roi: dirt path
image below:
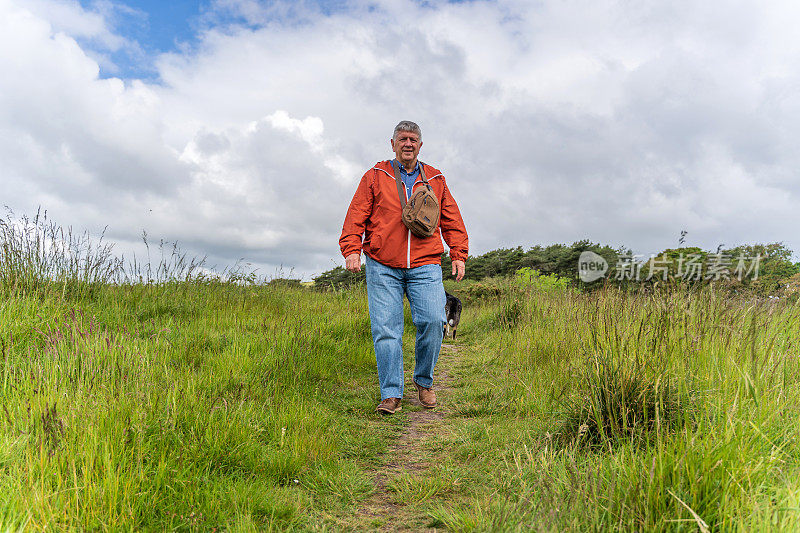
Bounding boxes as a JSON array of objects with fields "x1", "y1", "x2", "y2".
[{"x1": 356, "y1": 343, "x2": 462, "y2": 531}]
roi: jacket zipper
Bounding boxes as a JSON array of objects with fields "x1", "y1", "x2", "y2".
[
  {"x1": 407, "y1": 229, "x2": 411, "y2": 268},
  {"x1": 406, "y1": 181, "x2": 412, "y2": 268}
]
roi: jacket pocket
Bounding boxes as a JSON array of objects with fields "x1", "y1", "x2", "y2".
[{"x1": 369, "y1": 233, "x2": 382, "y2": 252}]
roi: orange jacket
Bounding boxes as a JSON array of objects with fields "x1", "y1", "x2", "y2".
[{"x1": 340, "y1": 160, "x2": 468, "y2": 269}]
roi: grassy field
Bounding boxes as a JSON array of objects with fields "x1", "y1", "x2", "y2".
[
  {"x1": 2, "y1": 219, "x2": 800, "y2": 530},
  {"x1": 427, "y1": 280, "x2": 800, "y2": 531}
]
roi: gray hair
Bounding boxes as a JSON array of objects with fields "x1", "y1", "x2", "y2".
[{"x1": 393, "y1": 120, "x2": 422, "y2": 141}]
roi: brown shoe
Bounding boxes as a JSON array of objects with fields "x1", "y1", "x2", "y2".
[
  {"x1": 413, "y1": 381, "x2": 436, "y2": 409},
  {"x1": 376, "y1": 397, "x2": 402, "y2": 415}
]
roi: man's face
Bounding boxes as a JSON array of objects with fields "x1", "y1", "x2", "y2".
[{"x1": 390, "y1": 130, "x2": 422, "y2": 166}]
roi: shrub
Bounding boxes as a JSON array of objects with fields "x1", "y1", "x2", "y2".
[
  {"x1": 267, "y1": 278, "x2": 303, "y2": 289},
  {"x1": 514, "y1": 267, "x2": 570, "y2": 292},
  {"x1": 559, "y1": 348, "x2": 691, "y2": 448},
  {"x1": 466, "y1": 282, "x2": 502, "y2": 300},
  {"x1": 313, "y1": 266, "x2": 365, "y2": 291}
]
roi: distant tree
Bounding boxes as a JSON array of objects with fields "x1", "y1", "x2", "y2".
[
  {"x1": 640, "y1": 247, "x2": 707, "y2": 282},
  {"x1": 636, "y1": 243, "x2": 798, "y2": 295},
  {"x1": 722, "y1": 243, "x2": 799, "y2": 294},
  {"x1": 267, "y1": 278, "x2": 302, "y2": 289},
  {"x1": 314, "y1": 241, "x2": 795, "y2": 296},
  {"x1": 442, "y1": 241, "x2": 622, "y2": 285},
  {"x1": 313, "y1": 265, "x2": 365, "y2": 290}
]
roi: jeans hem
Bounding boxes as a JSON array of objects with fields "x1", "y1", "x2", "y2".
[
  {"x1": 381, "y1": 389, "x2": 403, "y2": 400},
  {"x1": 413, "y1": 378, "x2": 433, "y2": 389}
]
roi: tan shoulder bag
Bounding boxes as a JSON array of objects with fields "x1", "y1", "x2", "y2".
[{"x1": 393, "y1": 163, "x2": 440, "y2": 238}]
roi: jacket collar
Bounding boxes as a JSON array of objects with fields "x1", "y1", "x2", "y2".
[{"x1": 374, "y1": 160, "x2": 442, "y2": 180}]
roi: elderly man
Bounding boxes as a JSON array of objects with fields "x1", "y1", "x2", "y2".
[{"x1": 339, "y1": 121, "x2": 469, "y2": 414}]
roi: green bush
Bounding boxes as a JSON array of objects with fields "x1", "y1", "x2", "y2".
[
  {"x1": 465, "y1": 279, "x2": 505, "y2": 300},
  {"x1": 559, "y1": 349, "x2": 692, "y2": 448},
  {"x1": 514, "y1": 267, "x2": 570, "y2": 292},
  {"x1": 313, "y1": 266, "x2": 365, "y2": 291}
]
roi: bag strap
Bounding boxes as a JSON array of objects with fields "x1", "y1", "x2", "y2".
[
  {"x1": 418, "y1": 164, "x2": 432, "y2": 190},
  {"x1": 393, "y1": 163, "x2": 407, "y2": 208},
  {"x1": 393, "y1": 161, "x2": 432, "y2": 207}
]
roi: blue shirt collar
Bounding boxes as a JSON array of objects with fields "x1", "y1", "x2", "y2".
[{"x1": 392, "y1": 159, "x2": 421, "y2": 175}]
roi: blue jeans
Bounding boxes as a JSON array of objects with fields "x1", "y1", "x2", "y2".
[{"x1": 365, "y1": 254, "x2": 446, "y2": 400}]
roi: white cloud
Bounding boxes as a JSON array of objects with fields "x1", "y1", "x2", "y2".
[
  {"x1": 14, "y1": 0, "x2": 146, "y2": 74},
  {"x1": 20, "y1": 0, "x2": 126, "y2": 49},
  {"x1": 1, "y1": 0, "x2": 800, "y2": 279}
]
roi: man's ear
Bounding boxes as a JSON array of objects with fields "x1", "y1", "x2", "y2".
[{"x1": 390, "y1": 138, "x2": 396, "y2": 151}]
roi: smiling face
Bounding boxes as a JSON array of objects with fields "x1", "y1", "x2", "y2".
[{"x1": 390, "y1": 130, "x2": 423, "y2": 168}]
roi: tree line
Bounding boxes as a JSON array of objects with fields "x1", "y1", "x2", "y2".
[{"x1": 312, "y1": 241, "x2": 800, "y2": 295}]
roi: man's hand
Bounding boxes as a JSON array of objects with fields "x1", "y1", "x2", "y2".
[
  {"x1": 345, "y1": 253, "x2": 362, "y2": 272},
  {"x1": 452, "y1": 260, "x2": 465, "y2": 281}
]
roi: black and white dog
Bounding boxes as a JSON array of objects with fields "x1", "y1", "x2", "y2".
[{"x1": 444, "y1": 291, "x2": 462, "y2": 340}]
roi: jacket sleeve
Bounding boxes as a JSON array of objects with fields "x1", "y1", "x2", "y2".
[
  {"x1": 339, "y1": 169, "x2": 374, "y2": 258},
  {"x1": 439, "y1": 178, "x2": 469, "y2": 262}
]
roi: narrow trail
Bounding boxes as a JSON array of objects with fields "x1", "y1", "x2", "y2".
[{"x1": 356, "y1": 343, "x2": 462, "y2": 531}]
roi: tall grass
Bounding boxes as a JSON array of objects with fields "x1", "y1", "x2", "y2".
[
  {"x1": 0, "y1": 280, "x2": 389, "y2": 529},
  {"x1": 434, "y1": 281, "x2": 800, "y2": 531},
  {"x1": 0, "y1": 210, "x2": 243, "y2": 301},
  {"x1": 6, "y1": 211, "x2": 800, "y2": 529},
  {"x1": 0, "y1": 209, "x2": 122, "y2": 298},
  {"x1": 0, "y1": 212, "x2": 395, "y2": 529}
]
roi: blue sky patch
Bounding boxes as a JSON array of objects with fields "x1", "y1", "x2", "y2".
[{"x1": 77, "y1": 0, "x2": 475, "y2": 80}]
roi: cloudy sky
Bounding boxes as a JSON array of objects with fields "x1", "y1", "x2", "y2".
[{"x1": 2, "y1": 0, "x2": 799, "y2": 279}]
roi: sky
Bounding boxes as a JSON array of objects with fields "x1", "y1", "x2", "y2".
[{"x1": 2, "y1": 0, "x2": 799, "y2": 280}]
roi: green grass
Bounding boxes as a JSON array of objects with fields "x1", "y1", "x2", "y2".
[
  {"x1": 426, "y1": 281, "x2": 800, "y2": 531},
  {"x1": 3, "y1": 213, "x2": 800, "y2": 530},
  {"x1": 3, "y1": 279, "x2": 800, "y2": 530},
  {"x1": 0, "y1": 281, "x2": 396, "y2": 530}
]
